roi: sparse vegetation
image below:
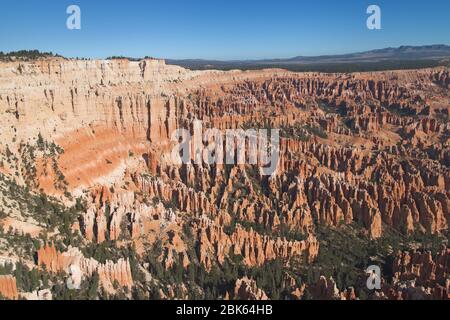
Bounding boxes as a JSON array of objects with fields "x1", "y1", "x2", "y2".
[{"x1": 0, "y1": 50, "x2": 63, "y2": 62}]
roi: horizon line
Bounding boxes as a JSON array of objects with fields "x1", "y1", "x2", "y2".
[{"x1": 2, "y1": 43, "x2": 450, "y2": 62}]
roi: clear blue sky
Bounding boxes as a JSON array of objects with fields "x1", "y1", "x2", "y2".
[{"x1": 1, "y1": 0, "x2": 449, "y2": 60}]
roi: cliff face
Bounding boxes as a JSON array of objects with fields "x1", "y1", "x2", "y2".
[
  {"x1": 0, "y1": 58, "x2": 181, "y2": 139},
  {"x1": 0, "y1": 58, "x2": 202, "y2": 193}
]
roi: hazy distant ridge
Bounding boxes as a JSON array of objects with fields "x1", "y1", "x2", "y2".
[{"x1": 166, "y1": 45, "x2": 450, "y2": 70}]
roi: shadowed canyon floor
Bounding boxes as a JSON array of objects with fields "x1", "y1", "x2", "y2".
[{"x1": 0, "y1": 58, "x2": 448, "y2": 300}]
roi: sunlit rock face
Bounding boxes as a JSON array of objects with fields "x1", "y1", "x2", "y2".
[{"x1": 0, "y1": 275, "x2": 18, "y2": 300}]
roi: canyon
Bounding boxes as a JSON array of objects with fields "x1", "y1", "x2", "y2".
[{"x1": 0, "y1": 57, "x2": 448, "y2": 300}]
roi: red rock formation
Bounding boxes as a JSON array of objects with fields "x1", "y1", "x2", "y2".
[
  {"x1": 1, "y1": 57, "x2": 449, "y2": 300},
  {"x1": 0, "y1": 275, "x2": 18, "y2": 300},
  {"x1": 196, "y1": 218, "x2": 318, "y2": 270},
  {"x1": 37, "y1": 244, "x2": 77, "y2": 272},
  {"x1": 393, "y1": 248, "x2": 449, "y2": 286},
  {"x1": 376, "y1": 248, "x2": 449, "y2": 300},
  {"x1": 232, "y1": 277, "x2": 269, "y2": 300},
  {"x1": 96, "y1": 258, "x2": 133, "y2": 291},
  {"x1": 310, "y1": 276, "x2": 356, "y2": 300},
  {"x1": 37, "y1": 245, "x2": 133, "y2": 292}
]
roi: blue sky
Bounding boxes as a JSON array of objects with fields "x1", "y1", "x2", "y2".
[{"x1": 1, "y1": 0, "x2": 449, "y2": 60}]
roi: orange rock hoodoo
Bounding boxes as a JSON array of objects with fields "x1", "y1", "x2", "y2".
[{"x1": 0, "y1": 275, "x2": 19, "y2": 300}]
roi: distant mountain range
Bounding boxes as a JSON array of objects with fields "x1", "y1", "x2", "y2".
[
  {"x1": 166, "y1": 45, "x2": 450, "y2": 72},
  {"x1": 3, "y1": 45, "x2": 450, "y2": 73}
]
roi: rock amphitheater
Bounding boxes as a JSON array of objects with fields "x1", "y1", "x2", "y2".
[{"x1": 0, "y1": 57, "x2": 448, "y2": 300}]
